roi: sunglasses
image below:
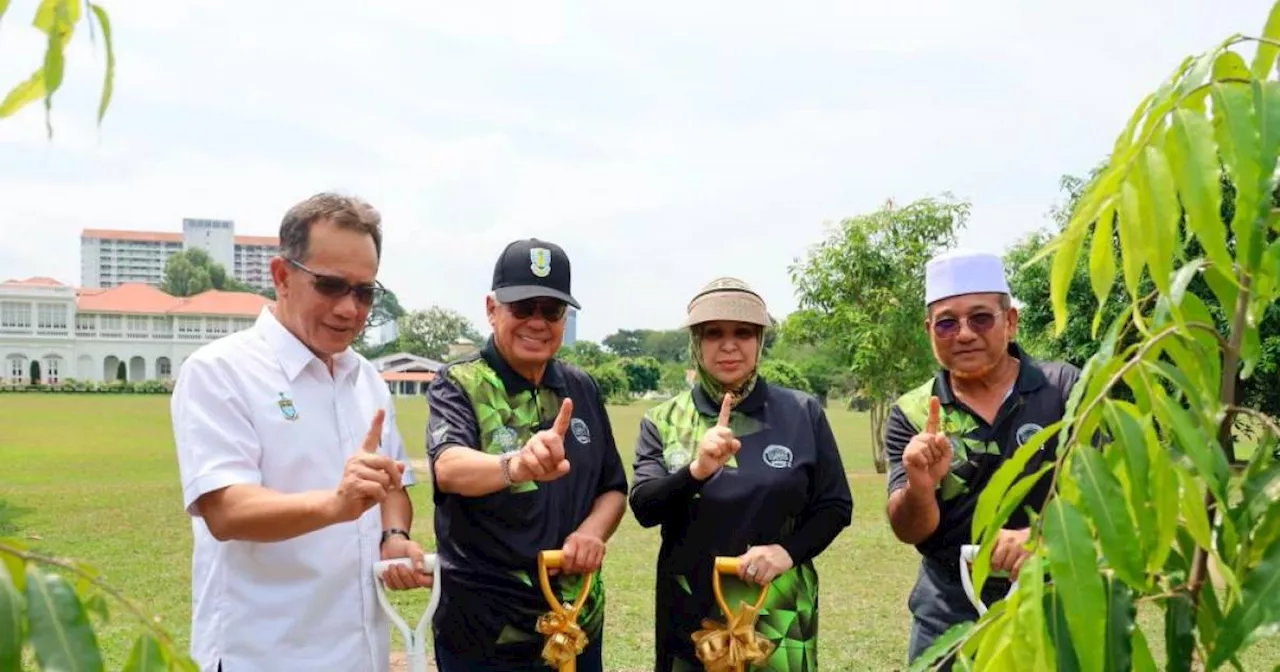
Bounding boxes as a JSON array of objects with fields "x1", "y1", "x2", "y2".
[
  {"x1": 286, "y1": 258, "x2": 384, "y2": 306},
  {"x1": 507, "y1": 298, "x2": 567, "y2": 322},
  {"x1": 931, "y1": 310, "x2": 1003, "y2": 339}
]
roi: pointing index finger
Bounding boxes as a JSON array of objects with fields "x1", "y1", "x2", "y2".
[
  {"x1": 925, "y1": 396, "x2": 941, "y2": 435},
  {"x1": 717, "y1": 393, "x2": 733, "y2": 428},
  {"x1": 551, "y1": 397, "x2": 574, "y2": 437},
  {"x1": 363, "y1": 409, "x2": 386, "y2": 453}
]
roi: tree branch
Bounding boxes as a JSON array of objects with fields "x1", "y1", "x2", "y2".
[{"x1": 0, "y1": 541, "x2": 185, "y2": 653}]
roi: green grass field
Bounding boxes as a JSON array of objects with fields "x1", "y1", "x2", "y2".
[{"x1": 1, "y1": 395, "x2": 1276, "y2": 671}]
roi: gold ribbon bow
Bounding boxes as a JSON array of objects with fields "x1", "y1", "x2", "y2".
[
  {"x1": 692, "y1": 601, "x2": 776, "y2": 672},
  {"x1": 536, "y1": 606, "x2": 589, "y2": 668}
]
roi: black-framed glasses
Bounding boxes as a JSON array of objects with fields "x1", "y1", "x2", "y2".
[
  {"x1": 286, "y1": 258, "x2": 385, "y2": 306},
  {"x1": 931, "y1": 310, "x2": 1003, "y2": 339},
  {"x1": 506, "y1": 298, "x2": 567, "y2": 322}
]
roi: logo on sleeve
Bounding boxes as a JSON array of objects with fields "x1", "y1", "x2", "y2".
[
  {"x1": 570, "y1": 418, "x2": 591, "y2": 444},
  {"x1": 430, "y1": 423, "x2": 450, "y2": 446},
  {"x1": 664, "y1": 446, "x2": 692, "y2": 473},
  {"x1": 762, "y1": 444, "x2": 793, "y2": 469},
  {"x1": 277, "y1": 393, "x2": 299, "y2": 421},
  {"x1": 491, "y1": 426, "x2": 520, "y2": 453},
  {"x1": 1016, "y1": 423, "x2": 1045, "y2": 446}
]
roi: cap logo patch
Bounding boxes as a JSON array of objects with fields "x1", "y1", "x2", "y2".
[{"x1": 530, "y1": 247, "x2": 552, "y2": 278}]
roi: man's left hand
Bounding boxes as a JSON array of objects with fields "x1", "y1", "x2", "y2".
[
  {"x1": 991, "y1": 528, "x2": 1031, "y2": 580},
  {"x1": 379, "y1": 536, "x2": 433, "y2": 590},
  {"x1": 737, "y1": 545, "x2": 793, "y2": 586},
  {"x1": 560, "y1": 531, "x2": 606, "y2": 574}
]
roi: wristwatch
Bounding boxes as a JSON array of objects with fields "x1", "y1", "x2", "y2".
[{"x1": 380, "y1": 528, "x2": 410, "y2": 547}]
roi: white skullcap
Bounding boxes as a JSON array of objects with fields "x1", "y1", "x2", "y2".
[{"x1": 925, "y1": 249, "x2": 1011, "y2": 305}]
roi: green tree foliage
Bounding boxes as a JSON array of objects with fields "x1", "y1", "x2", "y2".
[
  {"x1": 162, "y1": 249, "x2": 256, "y2": 297},
  {"x1": 601, "y1": 328, "x2": 690, "y2": 363},
  {"x1": 558, "y1": 341, "x2": 614, "y2": 369},
  {"x1": 788, "y1": 195, "x2": 970, "y2": 472},
  {"x1": 586, "y1": 361, "x2": 630, "y2": 402},
  {"x1": 1008, "y1": 172, "x2": 1280, "y2": 432},
  {"x1": 918, "y1": 8, "x2": 1280, "y2": 668},
  {"x1": 757, "y1": 359, "x2": 812, "y2": 394},
  {"x1": 619, "y1": 356, "x2": 662, "y2": 394},
  {"x1": 393, "y1": 306, "x2": 482, "y2": 361}
]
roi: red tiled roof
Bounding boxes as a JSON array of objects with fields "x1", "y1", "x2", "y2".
[
  {"x1": 170, "y1": 290, "x2": 271, "y2": 317},
  {"x1": 235, "y1": 236, "x2": 279, "y2": 246},
  {"x1": 2, "y1": 276, "x2": 67, "y2": 286},
  {"x1": 75, "y1": 283, "x2": 272, "y2": 317},
  {"x1": 382, "y1": 371, "x2": 436, "y2": 382}
]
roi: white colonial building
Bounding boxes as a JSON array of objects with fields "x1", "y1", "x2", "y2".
[
  {"x1": 0, "y1": 276, "x2": 269, "y2": 385},
  {"x1": 370, "y1": 351, "x2": 443, "y2": 396}
]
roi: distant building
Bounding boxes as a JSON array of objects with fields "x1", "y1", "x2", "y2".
[
  {"x1": 370, "y1": 351, "x2": 443, "y2": 396},
  {"x1": 80, "y1": 219, "x2": 279, "y2": 291},
  {"x1": 563, "y1": 307, "x2": 578, "y2": 346},
  {"x1": 0, "y1": 276, "x2": 269, "y2": 384},
  {"x1": 446, "y1": 337, "x2": 478, "y2": 361}
]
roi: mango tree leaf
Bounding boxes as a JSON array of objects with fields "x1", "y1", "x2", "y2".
[
  {"x1": 908, "y1": 621, "x2": 974, "y2": 672},
  {"x1": 972, "y1": 463, "x2": 1053, "y2": 597},
  {"x1": 0, "y1": 0, "x2": 10, "y2": 29},
  {"x1": 1153, "y1": 388, "x2": 1229, "y2": 501},
  {"x1": 25, "y1": 566, "x2": 103, "y2": 672},
  {"x1": 0, "y1": 559, "x2": 24, "y2": 672},
  {"x1": 34, "y1": 0, "x2": 81, "y2": 33},
  {"x1": 1213, "y1": 50, "x2": 1251, "y2": 82},
  {"x1": 0, "y1": 69, "x2": 48, "y2": 118},
  {"x1": 1253, "y1": 1, "x2": 1280, "y2": 80},
  {"x1": 1243, "y1": 80, "x2": 1280, "y2": 274},
  {"x1": 1072, "y1": 446, "x2": 1147, "y2": 588},
  {"x1": 89, "y1": 4, "x2": 113, "y2": 124},
  {"x1": 1053, "y1": 226, "x2": 1089, "y2": 336},
  {"x1": 1117, "y1": 175, "x2": 1148, "y2": 300},
  {"x1": 1044, "y1": 499, "x2": 1106, "y2": 672},
  {"x1": 1181, "y1": 470, "x2": 1214, "y2": 552},
  {"x1": 1105, "y1": 576, "x2": 1136, "y2": 672},
  {"x1": 122, "y1": 633, "x2": 166, "y2": 672},
  {"x1": 1044, "y1": 588, "x2": 1082, "y2": 672},
  {"x1": 1148, "y1": 421, "x2": 1180, "y2": 573},
  {"x1": 1208, "y1": 541, "x2": 1280, "y2": 668},
  {"x1": 1132, "y1": 623, "x2": 1157, "y2": 672},
  {"x1": 1241, "y1": 460, "x2": 1280, "y2": 529},
  {"x1": 0, "y1": 546, "x2": 24, "y2": 593},
  {"x1": 1140, "y1": 146, "x2": 1181, "y2": 296},
  {"x1": 1105, "y1": 402, "x2": 1155, "y2": 564},
  {"x1": 1212, "y1": 82, "x2": 1261, "y2": 275},
  {"x1": 1090, "y1": 206, "x2": 1118, "y2": 338},
  {"x1": 1011, "y1": 554, "x2": 1050, "y2": 671},
  {"x1": 1165, "y1": 593, "x2": 1195, "y2": 672},
  {"x1": 1249, "y1": 498, "x2": 1280, "y2": 565}
]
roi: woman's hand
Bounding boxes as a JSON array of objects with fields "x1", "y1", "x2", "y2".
[
  {"x1": 689, "y1": 394, "x2": 741, "y2": 481},
  {"x1": 736, "y1": 544, "x2": 793, "y2": 586}
]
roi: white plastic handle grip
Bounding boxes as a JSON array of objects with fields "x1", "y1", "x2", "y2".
[
  {"x1": 373, "y1": 553, "x2": 440, "y2": 672},
  {"x1": 959, "y1": 544, "x2": 1016, "y2": 616}
]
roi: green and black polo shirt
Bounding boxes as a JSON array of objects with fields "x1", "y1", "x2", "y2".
[
  {"x1": 884, "y1": 342, "x2": 1082, "y2": 565},
  {"x1": 629, "y1": 378, "x2": 853, "y2": 672},
  {"x1": 425, "y1": 338, "x2": 628, "y2": 668}
]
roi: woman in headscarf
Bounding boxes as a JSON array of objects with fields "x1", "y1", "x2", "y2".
[{"x1": 628, "y1": 277, "x2": 854, "y2": 671}]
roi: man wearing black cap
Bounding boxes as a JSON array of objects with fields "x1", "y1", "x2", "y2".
[{"x1": 425, "y1": 238, "x2": 628, "y2": 672}]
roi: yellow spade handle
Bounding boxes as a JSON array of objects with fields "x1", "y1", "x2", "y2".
[
  {"x1": 713, "y1": 556, "x2": 770, "y2": 620},
  {"x1": 537, "y1": 550, "x2": 595, "y2": 616}
]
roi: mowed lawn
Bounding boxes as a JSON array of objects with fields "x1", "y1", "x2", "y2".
[{"x1": 2, "y1": 395, "x2": 1277, "y2": 671}]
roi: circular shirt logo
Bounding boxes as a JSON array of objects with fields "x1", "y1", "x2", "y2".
[
  {"x1": 665, "y1": 447, "x2": 692, "y2": 473},
  {"x1": 1016, "y1": 423, "x2": 1045, "y2": 446},
  {"x1": 570, "y1": 418, "x2": 591, "y2": 444},
  {"x1": 762, "y1": 444, "x2": 794, "y2": 469},
  {"x1": 491, "y1": 426, "x2": 520, "y2": 453}
]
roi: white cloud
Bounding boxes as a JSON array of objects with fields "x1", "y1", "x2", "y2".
[{"x1": 0, "y1": 0, "x2": 1274, "y2": 341}]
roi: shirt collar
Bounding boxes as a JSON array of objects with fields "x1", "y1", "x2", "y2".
[
  {"x1": 479, "y1": 336, "x2": 566, "y2": 394},
  {"x1": 934, "y1": 341, "x2": 1045, "y2": 405},
  {"x1": 691, "y1": 373, "x2": 769, "y2": 417},
  {"x1": 255, "y1": 307, "x2": 360, "y2": 383}
]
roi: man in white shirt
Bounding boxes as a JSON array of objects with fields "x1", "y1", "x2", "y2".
[{"x1": 171, "y1": 193, "x2": 432, "y2": 672}]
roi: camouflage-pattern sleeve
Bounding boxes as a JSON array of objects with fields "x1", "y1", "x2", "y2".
[
  {"x1": 425, "y1": 371, "x2": 481, "y2": 462},
  {"x1": 628, "y1": 416, "x2": 705, "y2": 529},
  {"x1": 884, "y1": 404, "x2": 919, "y2": 496}
]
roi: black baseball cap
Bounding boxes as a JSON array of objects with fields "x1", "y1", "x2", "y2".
[{"x1": 491, "y1": 238, "x2": 581, "y2": 309}]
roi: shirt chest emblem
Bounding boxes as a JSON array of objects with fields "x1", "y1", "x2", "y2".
[
  {"x1": 762, "y1": 444, "x2": 793, "y2": 469},
  {"x1": 1016, "y1": 422, "x2": 1045, "y2": 446},
  {"x1": 570, "y1": 418, "x2": 591, "y2": 444},
  {"x1": 277, "y1": 393, "x2": 299, "y2": 421}
]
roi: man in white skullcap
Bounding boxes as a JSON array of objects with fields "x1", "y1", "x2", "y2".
[{"x1": 882, "y1": 249, "x2": 1082, "y2": 667}]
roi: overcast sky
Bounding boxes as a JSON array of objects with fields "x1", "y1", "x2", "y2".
[{"x1": 0, "y1": 0, "x2": 1272, "y2": 341}]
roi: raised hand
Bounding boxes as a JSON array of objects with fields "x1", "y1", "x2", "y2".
[
  {"x1": 510, "y1": 398, "x2": 574, "y2": 484},
  {"x1": 903, "y1": 396, "x2": 953, "y2": 491},
  {"x1": 332, "y1": 409, "x2": 406, "y2": 522},
  {"x1": 689, "y1": 393, "x2": 742, "y2": 481}
]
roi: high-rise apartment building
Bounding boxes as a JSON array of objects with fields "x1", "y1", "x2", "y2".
[
  {"x1": 564, "y1": 307, "x2": 578, "y2": 346},
  {"x1": 80, "y1": 218, "x2": 279, "y2": 290}
]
